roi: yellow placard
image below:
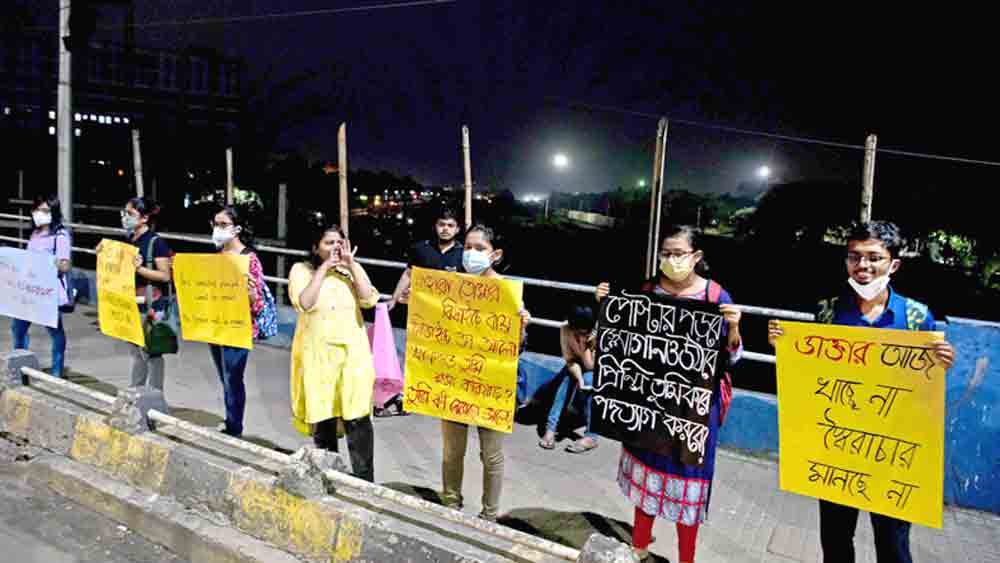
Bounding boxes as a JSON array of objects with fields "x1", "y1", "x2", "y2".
[
  {"x1": 96, "y1": 239, "x2": 145, "y2": 347},
  {"x1": 173, "y1": 254, "x2": 253, "y2": 349},
  {"x1": 403, "y1": 267, "x2": 524, "y2": 432},
  {"x1": 776, "y1": 321, "x2": 945, "y2": 528}
]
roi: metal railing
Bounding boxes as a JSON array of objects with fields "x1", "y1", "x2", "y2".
[{"x1": 0, "y1": 212, "x2": 821, "y2": 363}]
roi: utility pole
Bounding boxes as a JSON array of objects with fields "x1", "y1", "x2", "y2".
[
  {"x1": 57, "y1": 0, "x2": 74, "y2": 222},
  {"x1": 645, "y1": 118, "x2": 669, "y2": 279}
]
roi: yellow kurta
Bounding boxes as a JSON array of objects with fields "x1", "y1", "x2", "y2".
[{"x1": 288, "y1": 261, "x2": 379, "y2": 435}]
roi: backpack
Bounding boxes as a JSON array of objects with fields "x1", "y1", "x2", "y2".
[{"x1": 242, "y1": 248, "x2": 278, "y2": 340}]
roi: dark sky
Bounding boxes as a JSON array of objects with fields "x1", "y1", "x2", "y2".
[{"x1": 85, "y1": 1, "x2": 996, "y2": 195}]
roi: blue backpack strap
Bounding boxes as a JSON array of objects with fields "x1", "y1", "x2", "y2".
[
  {"x1": 816, "y1": 297, "x2": 839, "y2": 324},
  {"x1": 904, "y1": 298, "x2": 929, "y2": 331}
]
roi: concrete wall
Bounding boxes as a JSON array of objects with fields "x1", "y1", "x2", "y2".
[
  {"x1": 0, "y1": 381, "x2": 587, "y2": 562},
  {"x1": 941, "y1": 317, "x2": 1000, "y2": 513}
]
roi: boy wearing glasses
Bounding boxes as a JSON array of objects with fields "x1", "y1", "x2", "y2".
[{"x1": 768, "y1": 221, "x2": 955, "y2": 563}]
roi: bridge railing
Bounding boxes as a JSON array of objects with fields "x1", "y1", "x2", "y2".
[{"x1": 0, "y1": 211, "x2": 826, "y2": 364}]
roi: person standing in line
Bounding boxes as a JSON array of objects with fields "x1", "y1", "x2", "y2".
[
  {"x1": 768, "y1": 221, "x2": 955, "y2": 563},
  {"x1": 387, "y1": 206, "x2": 464, "y2": 312},
  {"x1": 439, "y1": 224, "x2": 530, "y2": 522},
  {"x1": 380, "y1": 206, "x2": 464, "y2": 416},
  {"x1": 120, "y1": 197, "x2": 172, "y2": 391},
  {"x1": 207, "y1": 206, "x2": 265, "y2": 437},
  {"x1": 11, "y1": 195, "x2": 73, "y2": 377},
  {"x1": 288, "y1": 225, "x2": 379, "y2": 482},
  {"x1": 596, "y1": 225, "x2": 743, "y2": 563}
]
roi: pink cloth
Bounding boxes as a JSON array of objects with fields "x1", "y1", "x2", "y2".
[{"x1": 368, "y1": 303, "x2": 404, "y2": 408}]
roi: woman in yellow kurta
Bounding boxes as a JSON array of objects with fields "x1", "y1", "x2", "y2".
[{"x1": 289, "y1": 225, "x2": 379, "y2": 482}]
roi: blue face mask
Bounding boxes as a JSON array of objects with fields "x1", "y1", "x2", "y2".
[
  {"x1": 122, "y1": 214, "x2": 139, "y2": 233},
  {"x1": 462, "y1": 249, "x2": 493, "y2": 274}
]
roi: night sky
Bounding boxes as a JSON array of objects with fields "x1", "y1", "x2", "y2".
[{"x1": 80, "y1": 2, "x2": 996, "y2": 195}]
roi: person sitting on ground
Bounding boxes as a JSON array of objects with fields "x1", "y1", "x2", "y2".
[{"x1": 539, "y1": 304, "x2": 598, "y2": 453}]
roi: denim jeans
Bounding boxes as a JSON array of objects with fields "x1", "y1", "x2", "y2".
[
  {"x1": 546, "y1": 366, "x2": 595, "y2": 438},
  {"x1": 819, "y1": 500, "x2": 912, "y2": 563},
  {"x1": 210, "y1": 345, "x2": 250, "y2": 437},
  {"x1": 11, "y1": 316, "x2": 66, "y2": 377}
]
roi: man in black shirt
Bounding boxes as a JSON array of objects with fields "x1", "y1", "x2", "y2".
[
  {"x1": 387, "y1": 207, "x2": 463, "y2": 311},
  {"x1": 376, "y1": 207, "x2": 462, "y2": 417}
]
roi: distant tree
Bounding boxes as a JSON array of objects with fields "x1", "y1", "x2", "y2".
[{"x1": 744, "y1": 181, "x2": 858, "y2": 248}]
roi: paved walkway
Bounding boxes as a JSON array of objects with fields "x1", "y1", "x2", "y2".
[{"x1": 4, "y1": 306, "x2": 998, "y2": 563}]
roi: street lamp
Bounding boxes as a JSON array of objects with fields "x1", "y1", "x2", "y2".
[
  {"x1": 548, "y1": 153, "x2": 571, "y2": 219},
  {"x1": 757, "y1": 165, "x2": 771, "y2": 179},
  {"x1": 553, "y1": 153, "x2": 570, "y2": 170},
  {"x1": 638, "y1": 179, "x2": 647, "y2": 188}
]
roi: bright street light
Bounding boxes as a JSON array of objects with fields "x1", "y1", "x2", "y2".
[
  {"x1": 553, "y1": 153, "x2": 570, "y2": 170},
  {"x1": 638, "y1": 179, "x2": 647, "y2": 188},
  {"x1": 757, "y1": 165, "x2": 771, "y2": 179}
]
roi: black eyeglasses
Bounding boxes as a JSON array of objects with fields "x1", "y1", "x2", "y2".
[{"x1": 846, "y1": 252, "x2": 890, "y2": 266}]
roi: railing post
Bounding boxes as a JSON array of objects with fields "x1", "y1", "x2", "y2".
[
  {"x1": 276, "y1": 182, "x2": 288, "y2": 305},
  {"x1": 131, "y1": 129, "x2": 144, "y2": 197},
  {"x1": 861, "y1": 133, "x2": 877, "y2": 223},
  {"x1": 17, "y1": 170, "x2": 24, "y2": 248},
  {"x1": 225, "y1": 147, "x2": 234, "y2": 205},
  {"x1": 462, "y1": 125, "x2": 472, "y2": 227}
]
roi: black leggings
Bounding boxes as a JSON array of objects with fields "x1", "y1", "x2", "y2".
[{"x1": 313, "y1": 416, "x2": 375, "y2": 483}]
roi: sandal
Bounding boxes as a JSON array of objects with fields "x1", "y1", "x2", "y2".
[
  {"x1": 538, "y1": 433, "x2": 556, "y2": 450},
  {"x1": 565, "y1": 438, "x2": 598, "y2": 454},
  {"x1": 374, "y1": 395, "x2": 409, "y2": 418}
]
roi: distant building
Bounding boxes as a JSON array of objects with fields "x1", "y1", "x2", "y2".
[{"x1": 1, "y1": 31, "x2": 246, "y2": 208}]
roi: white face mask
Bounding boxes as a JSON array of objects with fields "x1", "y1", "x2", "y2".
[
  {"x1": 32, "y1": 211, "x2": 52, "y2": 227},
  {"x1": 848, "y1": 273, "x2": 891, "y2": 301},
  {"x1": 462, "y1": 250, "x2": 493, "y2": 275},
  {"x1": 212, "y1": 227, "x2": 237, "y2": 248}
]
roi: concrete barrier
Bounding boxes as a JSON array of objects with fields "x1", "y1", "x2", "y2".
[{"x1": 1, "y1": 351, "x2": 637, "y2": 562}]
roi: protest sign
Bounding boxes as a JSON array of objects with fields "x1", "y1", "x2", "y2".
[
  {"x1": 592, "y1": 290, "x2": 726, "y2": 465},
  {"x1": 403, "y1": 267, "x2": 523, "y2": 432},
  {"x1": 96, "y1": 239, "x2": 145, "y2": 346},
  {"x1": 173, "y1": 253, "x2": 252, "y2": 349},
  {"x1": 0, "y1": 247, "x2": 60, "y2": 328},
  {"x1": 776, "y1": 321, "x2": 945, "y2": 528}
]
